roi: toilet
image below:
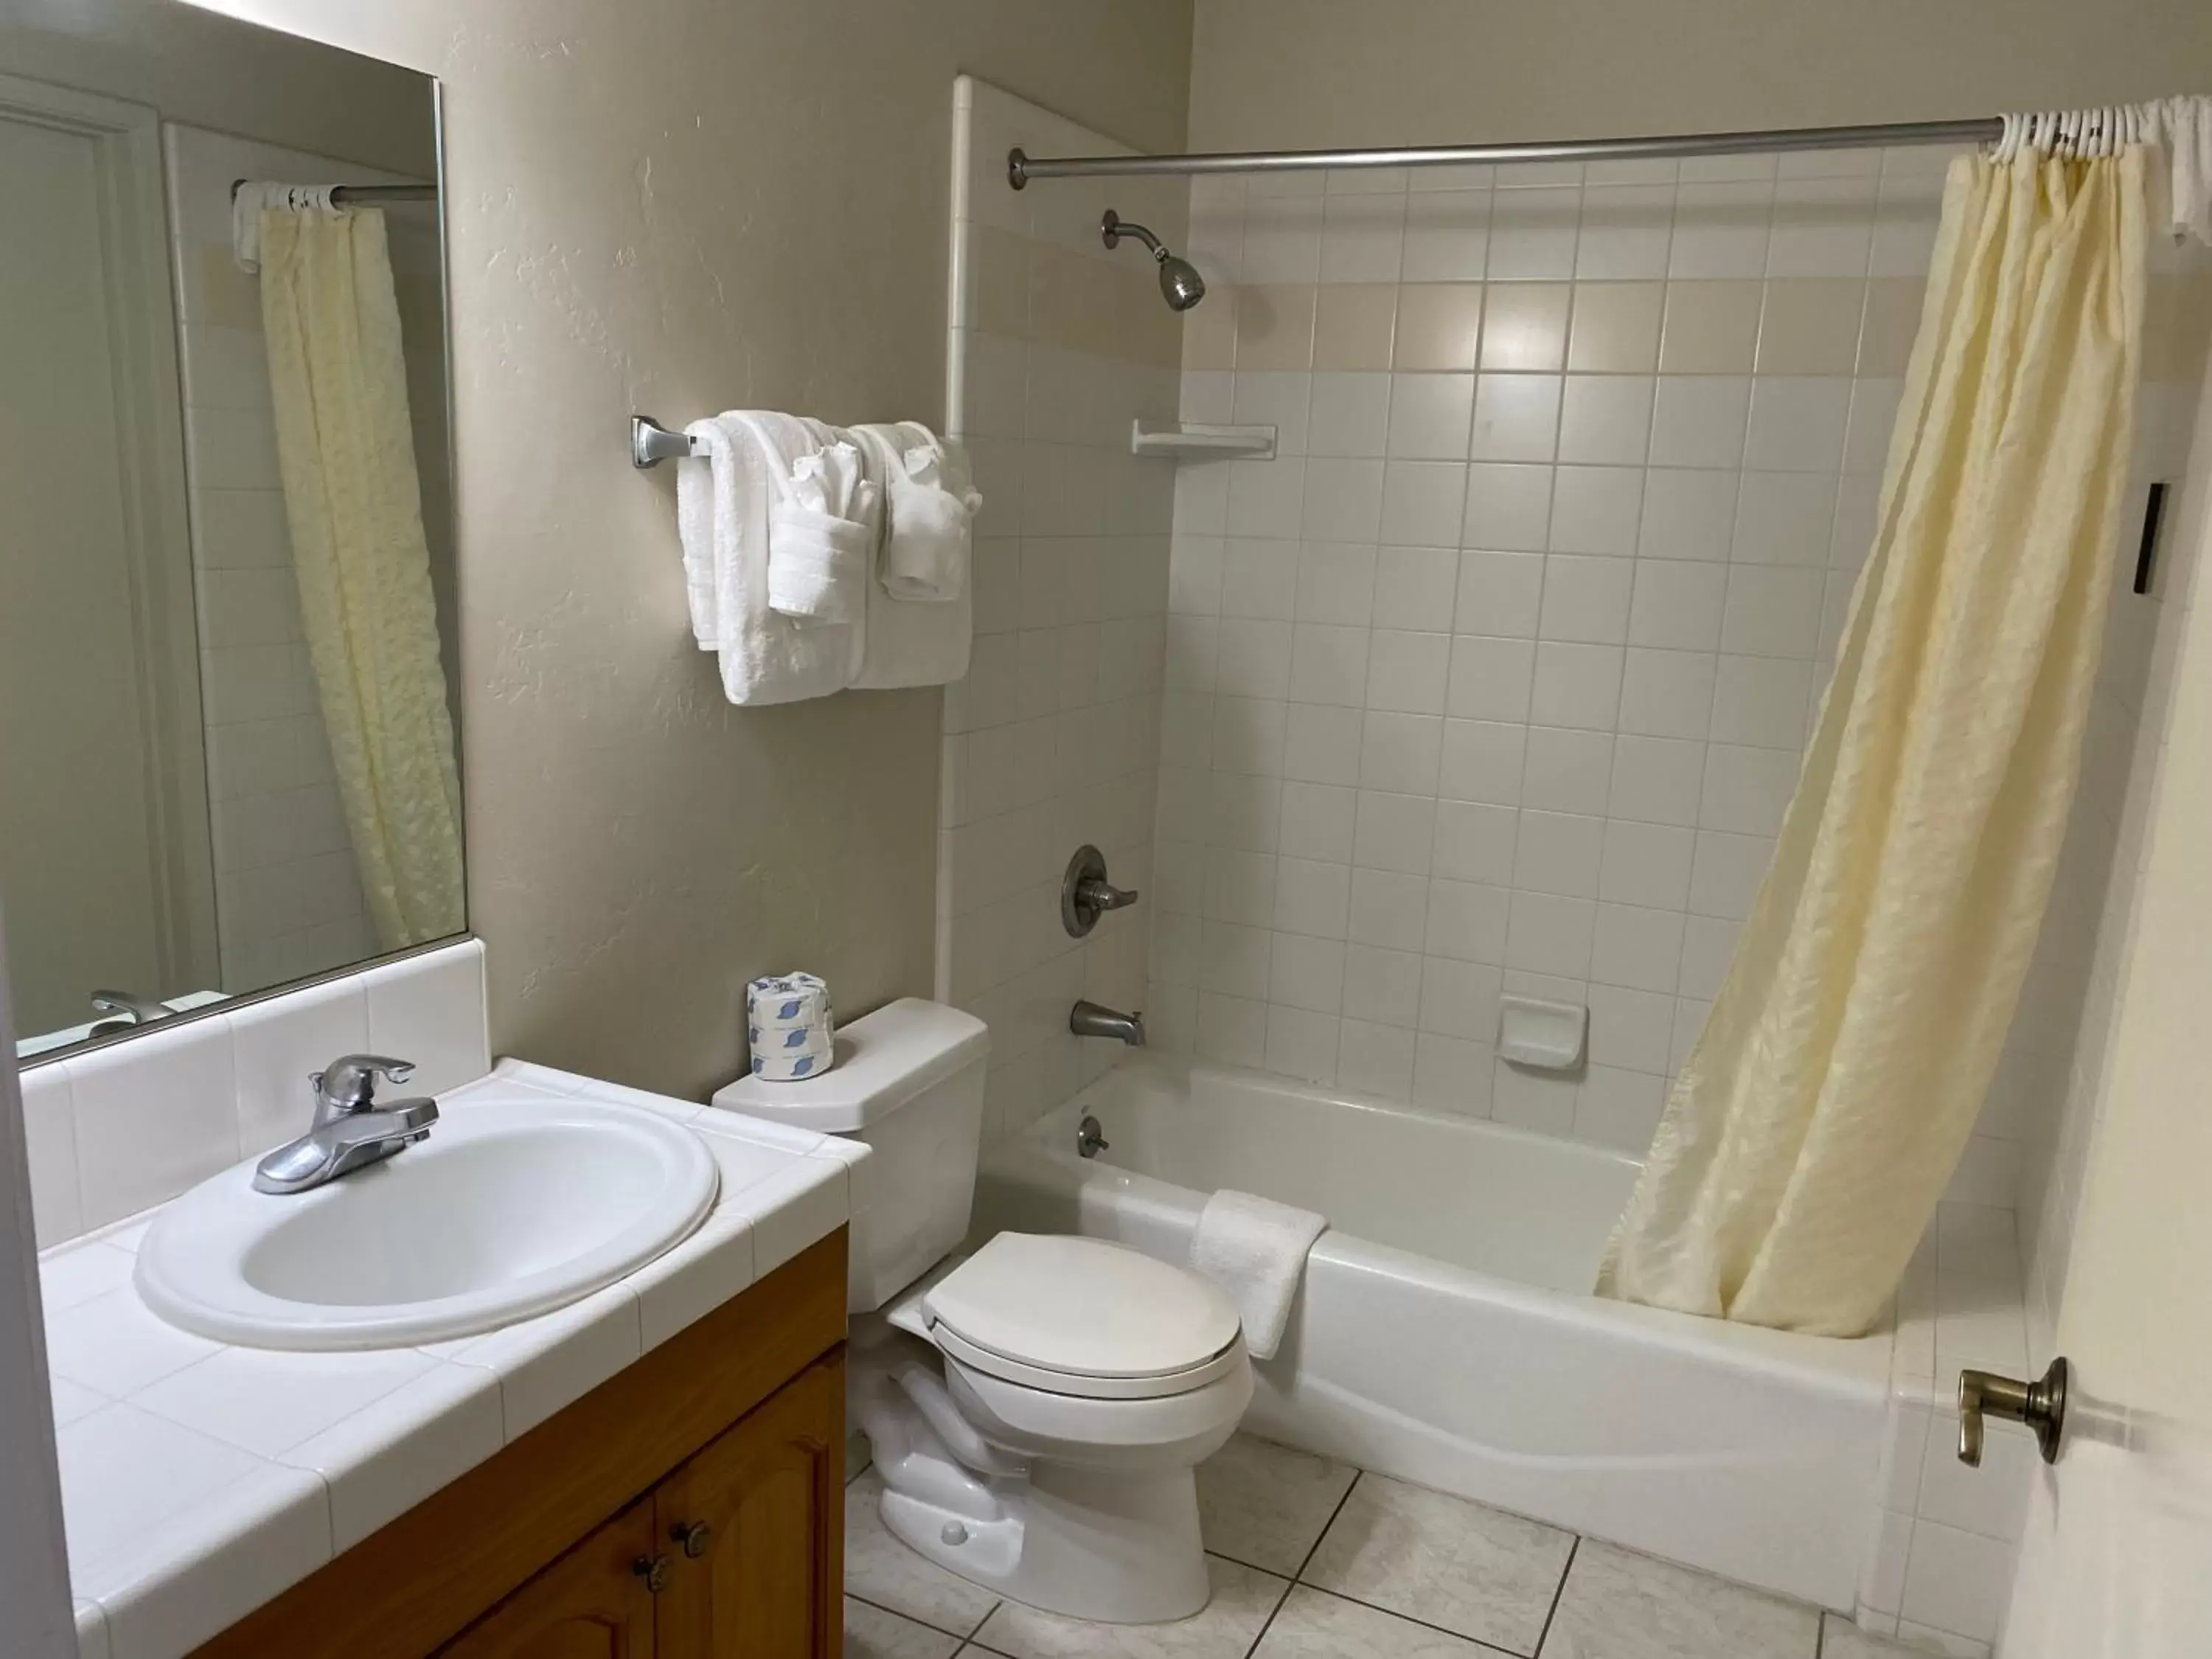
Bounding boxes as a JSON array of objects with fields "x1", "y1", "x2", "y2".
[{"x1": 714, "y1": 998, "x2": 1252, "y2": 1624}]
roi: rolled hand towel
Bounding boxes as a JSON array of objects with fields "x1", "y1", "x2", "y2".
[
  {"x1": 768, "y1": 445, "x2": 877, "y2": 625},
  {"x1": 1188, "y1": 1189, "x2": 1326, "y2": 1362}
]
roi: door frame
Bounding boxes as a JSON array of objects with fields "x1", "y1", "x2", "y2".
[
  {"x1": 0, "y1": 919, "x2": 73, "y2": 1658},
  {"x1": 0, "y1": 71, "x2": 218, "y2": 1009}
]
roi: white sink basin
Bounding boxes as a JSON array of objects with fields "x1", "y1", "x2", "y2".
[{"x1": 136, "y1": 1093, "x2": 720, "y2": 1350}]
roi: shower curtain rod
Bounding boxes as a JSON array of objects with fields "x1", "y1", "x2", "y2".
[
  {"x1": 1006, "y1": 116, "x2": 2003, "y2": 187},
  {"x1": 227, "y1": 179, "x2": 437, "y2": 204}
]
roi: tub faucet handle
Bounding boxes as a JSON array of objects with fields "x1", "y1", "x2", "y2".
[{"x1": 1958, "y1": 1356, "x2": 2068, "y2": 1467}]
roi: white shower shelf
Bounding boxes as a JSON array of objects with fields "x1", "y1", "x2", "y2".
[{"x1": 1129, "y1": 420, "x2": 1276, "y2": 461}]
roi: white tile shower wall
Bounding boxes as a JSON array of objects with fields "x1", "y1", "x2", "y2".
[
  {"x1": 22, "y1": 939, "x2": 488, "y2": 1251},
  {"x1": 162, "y1": 127, "x2": 450, "y2": 993},
  {"x1": 1150, "y1": 147, "x2": 1947, "y2": 1148},
  {"x1": 1152, "y1": 147, "x2": 2212, "y2": 1194},
  {"x1": 939, "y1": 80, "x2": 1183, "y2": 1140}
]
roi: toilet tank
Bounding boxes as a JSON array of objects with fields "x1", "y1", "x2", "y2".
[{"x1": 712, "y1": 998, "x2": 990, "y2": 1312}]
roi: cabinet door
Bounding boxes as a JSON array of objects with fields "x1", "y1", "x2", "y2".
[
  {"x1": 439, "y1": 1495, "x2": 661, "y2": 1659},
  {"x1": 655, "y1": 1351, "x2": 844, "y2": 1659}
]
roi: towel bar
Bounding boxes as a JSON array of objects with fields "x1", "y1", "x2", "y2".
[{"x1": 631, "y1": 415, "x2": 701, "y2": 469}]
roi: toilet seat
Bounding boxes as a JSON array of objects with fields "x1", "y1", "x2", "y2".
[{"x1": 923, "y1": 1233, "x2": 1245, "y2": 1402}]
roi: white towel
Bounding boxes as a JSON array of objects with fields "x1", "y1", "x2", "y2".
[
  {"x1": 676, "y1": 412, "x2": 863, "y2": 705},
  {"x1": 1189, "y1": 1189, "x2": 1326, "y2": 1362},
  {"x1": 676, "y1": 418, "x2": 734, "y2": 647},
  {"x1": 769, "y1": 444, "x2": 874, "y2": 625},
  {"x1": 2142, "y1": 95, "x2": 2212, "y2": 246},
  {"x1": 851, "y1": 422, "x2": 980, "y2": 599},
  {"x1": 847, "y1": 421, "x2": 975, "y2": 689}
]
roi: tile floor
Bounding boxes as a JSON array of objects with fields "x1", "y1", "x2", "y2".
[{"x1": 844, "y1": 1432, "x2": 1932, "y2": 1659}]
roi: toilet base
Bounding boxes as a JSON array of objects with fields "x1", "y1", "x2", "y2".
[
  {"x1": 852, "y1": 1332, "x2": 1225, "y2": 1624},
  {"x1": 877, "y1": 1459, "x2": 1211, "y2": 1624}
]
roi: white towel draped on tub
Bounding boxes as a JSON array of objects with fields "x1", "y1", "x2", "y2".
[
  {"x1": 847, "y1": 421, "x2": 977, "y2": 689},
  {"x1": 676, "y1": 411, "x2": 865, "y2": 705},
  {"x1": 1189, "y1": 1189, "x2": 1327, "y2": 1362}
]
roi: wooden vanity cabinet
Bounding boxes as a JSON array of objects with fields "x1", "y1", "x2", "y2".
[
  {"x1": 438, "y1": 1357, "x2": 841, "y2": 1659},
  {"x1": 192, "y1": 1231, "x2": 847, "y2": 1659}
]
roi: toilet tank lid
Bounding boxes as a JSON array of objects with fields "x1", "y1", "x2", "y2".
[{"x1": 711, "y1": 998, "x2": 990, "y2": 1133}]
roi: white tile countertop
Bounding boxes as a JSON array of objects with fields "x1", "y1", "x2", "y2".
[{"x1": 41, "y1": 1059, "x2": 862, "y2": 1659}]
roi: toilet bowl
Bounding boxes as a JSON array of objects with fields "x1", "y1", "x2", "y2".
[
  {"x1": 857, "y1": 1232, "x2": 1252, "y2": 1623},
  {"x1": 712, "y1": 1000, "x2": 1253, "y2": 1624}
]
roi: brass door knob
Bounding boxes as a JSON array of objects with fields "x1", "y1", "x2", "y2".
[
  {"x1": 1958, "y1": 1355, "x2": 2068, "y2": 1467},
  {"x1": 669, "y1": 1519, "x2": 714, "y2": 1559},
  {"x1": 633, "y1": 1552, "x2": 672, "y2": 1593}
]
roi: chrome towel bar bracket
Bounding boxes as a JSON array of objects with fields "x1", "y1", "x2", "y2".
[{"x1": 631, "y1": 415, "x2": 701, "y2": 469}]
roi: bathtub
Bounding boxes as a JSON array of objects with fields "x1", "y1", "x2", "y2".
[{"x1": 973, "y1": 1054, "x2": 1891, "y2": 1611}]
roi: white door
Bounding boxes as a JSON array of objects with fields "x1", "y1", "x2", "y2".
[
  {"x1": 2001, "y1": 411, "x2": 2212, "y2": 1652},
  {"x1": 0, "y1": 77, "x2": 208, "y2": 1039}
]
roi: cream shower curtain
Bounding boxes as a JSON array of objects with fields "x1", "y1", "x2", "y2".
[
  {"x1": 1599, "y1": 150, "x2": 2148, "y2": 1335},
  {"x1": 257, "y1": 205, "x2": 464, "y2": 950}
]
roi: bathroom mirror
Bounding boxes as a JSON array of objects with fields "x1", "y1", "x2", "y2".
[{"x1": 0, "y1": 1, "x2": 460, "y2": 1061}]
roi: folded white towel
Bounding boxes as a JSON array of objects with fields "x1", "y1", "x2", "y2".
[
  {"x1": 1189, "y1": 1189, "x2": 1326, "y2": 1362},
  {"x1": 677, "y1": 412, "x2": 863, "y2": 705},
  {"x1": 851, "y1": 422, "x2": 979, "y2": 600},
  {"x1": 768, "y1": 444, "x2": 875, "y2": 625},
  {"x1": 847, "y1": 421, "x2": 975, "y2": 689},
  {"x1": 677, "y1": 418, "x2": 734, "y2": 648}
]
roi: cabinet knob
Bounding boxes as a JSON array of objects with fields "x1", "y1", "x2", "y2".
[
  {"x1": 669, "y1": 1519, "x2": 714, "y2": 1559},
  {"x1": 633, "y1": 1552, "x2": 672, "y2": 1593}
]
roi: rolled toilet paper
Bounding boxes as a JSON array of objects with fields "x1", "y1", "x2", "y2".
[
  {"x1": 746, "y1": 971, "x2": 836, "y2": 1081},
  {"x1": 750, "y1": 1025, "x2": 832, "y2": 1081},
  {"x1": 748, "y1": 971, "x2": 832, "y2": 1029}
]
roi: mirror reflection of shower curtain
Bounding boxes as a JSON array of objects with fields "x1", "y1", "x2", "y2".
[
  {"x1": 1599, "y1": 149, "x2": 2149, "y2": 1336},
  {"x1": 255, "y1": 204, "x2": 463, "y2": 950}
]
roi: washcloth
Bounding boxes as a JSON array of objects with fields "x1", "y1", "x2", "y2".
[
  {"x1": 851, "y1": 422, "x2": 981, "y2": 600},
  {"x1": 1189, "y1": 1189, "x2": 1326, "y2": 1362},
  {"x1": 769, "y1": 443, "x2": 874, "y2": 625},
  {"x1": 847, "y1": 421, "x2": 976, "y2": 688}
]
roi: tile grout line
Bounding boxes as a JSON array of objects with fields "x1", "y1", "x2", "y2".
[
  {"x1": 843, "y1": 1588, "x2": 998, "y2": 1647},
  {"x1": 1531, "y1": 1534, "x2": 1580, "y2": 1658},
  {"x1": 1292, "y1": 1467, "x2": 1363, "y2": 1582},
  {"x1": 1230, "y1": 1467, "x2": 1369, "y2": 1659},
  {"x1": 1296, "y1": 1582, "x2": 1526, "y2": 1656}
]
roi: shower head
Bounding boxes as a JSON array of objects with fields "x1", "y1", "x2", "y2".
[{"x1": 1102, "y1": 209, "x2": 1207, "y2": 312}]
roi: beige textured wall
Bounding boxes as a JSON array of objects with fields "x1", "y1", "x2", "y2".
[
  {"x1": 197, "y1": 0, "x2": 1192, "y2": 1097},
  {"x1": 1189, "y1": 0, "x2": 2212, "y2": 153}
]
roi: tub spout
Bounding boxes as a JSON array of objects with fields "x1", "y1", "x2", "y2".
[{"x1": 1070, "y1": 999, "x2": 1146, "y2": 1046}]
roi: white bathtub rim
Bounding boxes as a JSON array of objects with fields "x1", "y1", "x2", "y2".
[{"x1": 1007, "y1": 1056, "x2": 1894, "y2": 1403}]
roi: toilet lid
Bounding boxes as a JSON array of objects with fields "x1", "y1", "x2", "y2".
[{"x1": 923, "y1": 1234, "x2": 1243, "y2": 1394}]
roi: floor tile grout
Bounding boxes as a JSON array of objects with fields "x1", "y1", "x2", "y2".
[
  {"x1": 1531, "y1": 1534, "x2": 1579, "y2": 1658},
  {"x1": 1293, "y1": 1582, "x2": 1526, "y2": 1655},
  {"x1": 1291, "y1": 1467, "x2": 1363, "y2": 1582},
  {"x1": 1235, "y1": 1568, "x2": 1296, "y2": 1659}
]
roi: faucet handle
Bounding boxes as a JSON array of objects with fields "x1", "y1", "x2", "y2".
[{"x1": 312, "y1": 1054, "x2": 417, "y2": 1114}]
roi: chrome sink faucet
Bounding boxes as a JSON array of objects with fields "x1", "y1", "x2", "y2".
[{"x1": 252, "y1": 1054, "x2": 439, "y2": 1196}]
